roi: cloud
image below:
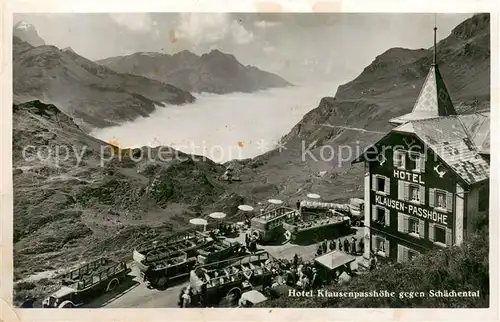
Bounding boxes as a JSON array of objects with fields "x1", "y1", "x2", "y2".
[
  {"x1": 175, "y1": 13, "x2": 254, "y2": 45},
  {"x1": 254, "y1": 20, "x2": 281, "y2": 28},
  {"x1": 109, "y1": 13, "x2": 155, "y2": 33},
  {"x1": 230, "y1": 20, "x2": 254, "y2": 44},
  {"x1": 263, "y1": 46, "x2": 275, "y2": 53}
]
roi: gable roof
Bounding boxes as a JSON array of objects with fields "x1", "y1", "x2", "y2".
[
  {"x1": 390, "y1": 65, "x2": 458, "y2": 125},
  {"x1": 393, "y1": 116, "x2": 489, "y2": 185}
]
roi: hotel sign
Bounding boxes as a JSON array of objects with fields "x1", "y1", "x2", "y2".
[
  {"x1": 375, "y1": 195, "x2": 448, "y2": 225},
  {"x1": 393, "y1": 169, "x2": 425, "y2": 185}
]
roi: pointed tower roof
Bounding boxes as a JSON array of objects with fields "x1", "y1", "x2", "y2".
[{"x1": 390, "y1": 22, "x2": 457, "y2": 126}]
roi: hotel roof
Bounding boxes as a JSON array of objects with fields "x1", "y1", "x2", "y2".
[
  {"x1": 393, "y1": 115, "x2": 490, "y2": 185},
  {"x1": 353, "y1": 25, "x2": 489, "y2": 186}
]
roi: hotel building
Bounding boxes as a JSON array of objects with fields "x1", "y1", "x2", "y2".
[{"x1": 352, "y1": 27, "x2": 490, "y2": 263}]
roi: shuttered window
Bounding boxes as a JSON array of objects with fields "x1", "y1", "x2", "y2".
[
  {"x1": 429, "y1": 223, "x2": 452, "y2": 246},
  {"x1": 397, "y1": 244, "x2": 420, "y2": 263},
  {"x1": 372, "y1": 174, "x2": 390, "y2": 194},
  {"x1": 393, "y1": 150, "x2": 406, "y2": 169},
  {"x1": 411, "y1": 152, "x2": 426, "y2": 173},
  {"x1": 429, "y1": 189, "x2": 453, "y2": 213},
  {"x1": 372, "y1": 235, "x2": 389, "y2": 257},
  {"x1": 372, "y1": 206, "x2": 390, "y2": 227},
  {"x1": 398, "y1": 213, "x2": 424, "y2": 238},
  {"x1": 400, "y1": 181, "x2": 425, "y2": 205}
]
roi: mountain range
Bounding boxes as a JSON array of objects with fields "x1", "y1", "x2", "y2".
[
  {"x1": 96, "y1": 49, "x2": 292, "y2": 94},
  {"x1": 13, "y1": 36, "x2": 195, "y2": 131}
]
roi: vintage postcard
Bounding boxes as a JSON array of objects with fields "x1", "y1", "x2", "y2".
[{"x1": 1, "y1": 0, "x2": 498, "y2": 321}]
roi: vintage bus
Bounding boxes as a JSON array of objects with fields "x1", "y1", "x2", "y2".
[
  {"x1": 283, "y1": 201, "x2": 352, "y2": 243},
  {"x1": 189, "y1": 251, "x2": 278, "y2": 307},
  {"x1": 249, "y1": 207, "x2": 298, "y2": 243},
  {"x1": 42, "y1": 258, "x2": 131, "y2": 308}
]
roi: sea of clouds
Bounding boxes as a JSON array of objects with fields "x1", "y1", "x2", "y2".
[{"x1": 91, "y1": 82, "x2": 340, "y2": 163}]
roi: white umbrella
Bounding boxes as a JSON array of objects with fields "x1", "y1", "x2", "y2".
[
  {"x1": 240, "y1": 290, "x2": 268, "y2": 305},
  {"x1": 268, "y1": 199, "x2": 283, "y2": 205},
  {"x1": 307, "y1": 193, "x2": 321, "y2": 199},
  {"x1": 238, "y1": 205, "x2": 254, "y2": 212},
  {"x1": 209, "y1": 212, "x2": 227, "y2": 220},
  {"x1": 189, "y1": 218, "x2": 208, "y2": 226}
]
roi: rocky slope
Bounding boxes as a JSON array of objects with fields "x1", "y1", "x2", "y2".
[
  {"x1": 97, "y1": 49, "x2": 291, "y2": 94},
  {"x1": 13, "y1": 37, "x2": 195, "y2": 131},
  {"x1": 237, "y1": 13, "x2": 490, "y2": 204},
  {"x1": 13, "y1": 21, "x2": 45, "y2": 46}
]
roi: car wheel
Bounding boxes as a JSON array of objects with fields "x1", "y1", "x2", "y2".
[
  {"x1": 59, "y1": 301, "x2": 74, "y2": 308},
  {"x1": 106, "y1": 278, "x2": 119, "y2": 292}
]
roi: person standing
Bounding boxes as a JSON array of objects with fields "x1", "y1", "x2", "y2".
[
  {"x1": 311, "y1": 268, "x2": 321, "y2": 289},
  {"x1": 329, "y1": 239, "x2": 336, "y2": 251},
  {"x1": 359, "y1": 238, "x2": 364, "y2": 255},
  {"x1": 369, "y1": 253, "x2": 377, "y2": 271},
  {"x1": 338, "y1": 239, "x2": 343, "y2": 251},
  {"x1": 343, "y1": 238, "x2": 350, "y2": 254},
  {"x1": 322, "y1": 239, "x2": 328, "y2": 253},
  {"x1": 351, "y1": 237, "x2": 356, "y2": 255},
  {"x1": 178, "y1": 286, "x2": 187, "y2": 308}
]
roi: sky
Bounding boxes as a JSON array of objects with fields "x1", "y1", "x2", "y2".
[{"x1": 14, "y1": 13, "x2": 473, "y2": 84}]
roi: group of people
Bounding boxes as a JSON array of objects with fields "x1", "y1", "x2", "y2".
[
  {"x1": 315, "y1": 236, "x2": 364, "y2": 256},
  {"x1": 261, "y1": 255, "x2": 323, "y2": 293}
]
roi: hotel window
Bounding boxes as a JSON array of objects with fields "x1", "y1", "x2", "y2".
[
  {"x1": 371, "y1": 174, "x2": 390, "y2": 195},
  {"x1": 398, "y1": 181, "x2": 425, "y2": 205},
  {"x1": 398, "y1": 213, "x2": 425, "y2": 238},
  {"x1": 371, "y1": 235, "x2": 390, "y2": 257},
  {"x1": 371, "y1": 206, "x2": 390, "y2": 226},
  {"x1": 429, "y1": 223, "x2": 452, "y2": 247},
  {"x1": 410, "y1": 152, "x2": 426, "y2": 173},
  {"x1": 409, "y1": 184, "x2": 420, "y2": 202},
  {"x1": 393, "y1": 150, "x2": 406, "y2": 169},
  {"x1": 429, "y1": 188, "x2": 453, "y2": 213},
  {"x1": 397, "y1": 244, "x2": 421, "y2": 263}
]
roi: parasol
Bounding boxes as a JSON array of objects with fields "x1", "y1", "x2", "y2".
[
  {"x1": 240, "y1": 290, "x2": 268, "y2": 305},
  {"x1": 307, "y1": 193, "x2": 321, "y2": 199},
  {"x1": 267, "y1": 199, "x2": 283, "y2": 205},
  {"x1": 208, "y1": 212, "x2": 227, "y2": 220},
  {"x1": 189, "y1": 218, "x2": 208, "y2": 226},
  {"x1": 238, "y1": 205, "x2": 254, "y2": 212}
]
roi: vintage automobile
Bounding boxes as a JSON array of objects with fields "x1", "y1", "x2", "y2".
[
  {"x1": 249, "y1": 207, "x2": 298, "y2": 244},
  {"x1": 42, "y1": 258, "x2": 131, "y2": 308},
  {"x1": 139, "y1": 249, "x2": 198, "y2": 290},
  {"x1": 189, "y1": 251, "x2": 278, "y2": 307},
  {"x1": 133, "y1": 230, "x2": 207, "y2": 268},
  {"x1": 134, "y1": 231, "x2": 243, "y2": 289}
]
